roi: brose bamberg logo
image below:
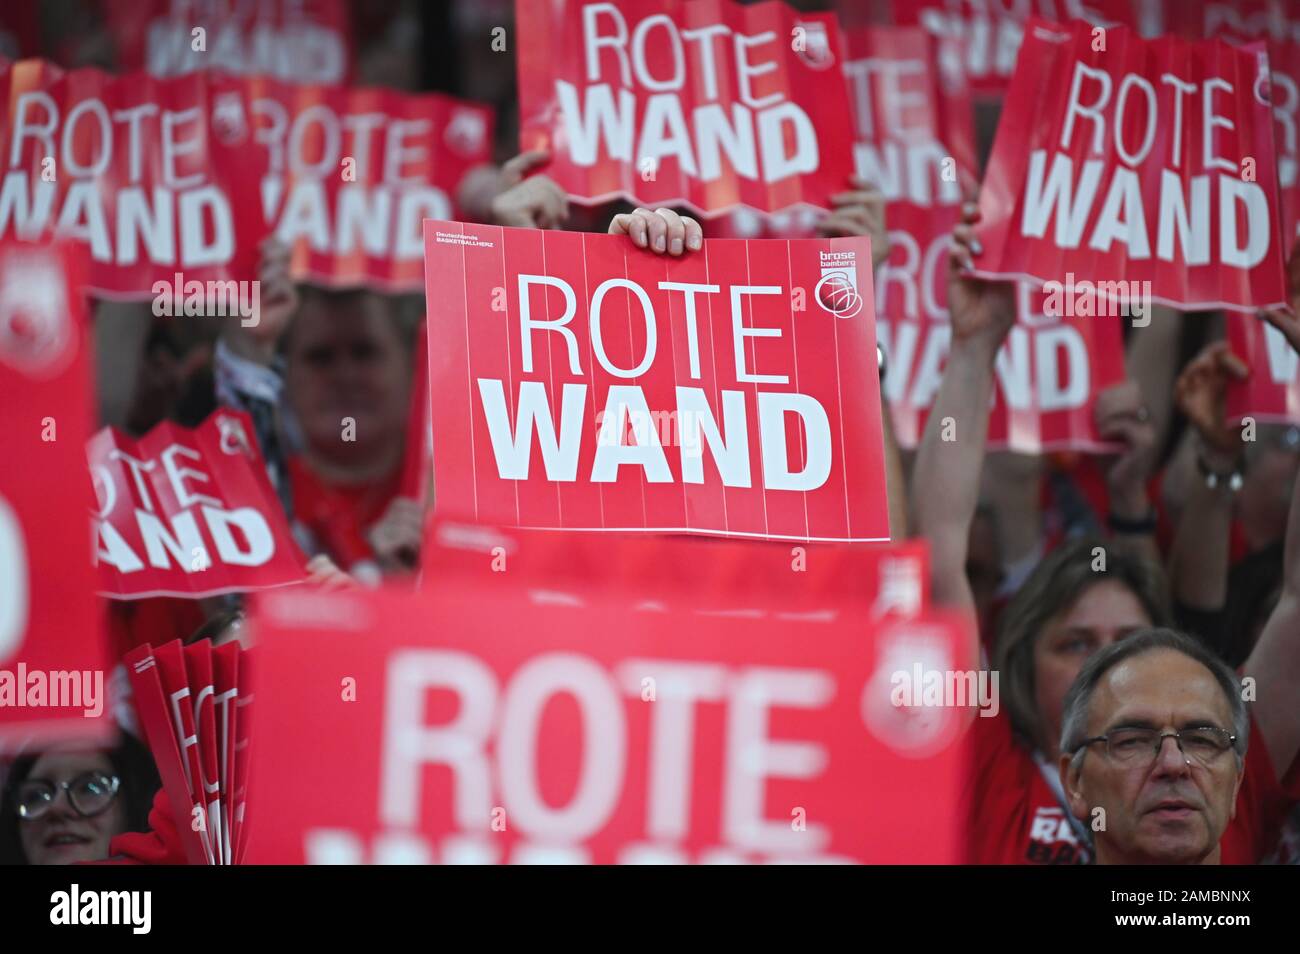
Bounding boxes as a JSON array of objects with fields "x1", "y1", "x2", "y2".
[
  {"x1": 814, "y1": 250, "x2": 863, "y2": 318},
  {"x1": 50, "y1": 884, "x2": 150, "y2": 934}
]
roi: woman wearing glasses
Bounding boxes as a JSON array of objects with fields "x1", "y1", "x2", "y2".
[{"x1": 0, "y1": 733, "x2": 160, "y2": 865}]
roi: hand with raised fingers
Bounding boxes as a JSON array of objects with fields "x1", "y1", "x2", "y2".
[
  {"x1": 490, "y1": 150, "x2": 571, "y2": 229},
  {"x1": 1174, "y1": 340, "x2": 1250, "y2": 465}
]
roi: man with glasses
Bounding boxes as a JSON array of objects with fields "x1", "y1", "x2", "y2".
[{"x1": 1059, "y1": 629, "x2": 1254, "y2": 865}]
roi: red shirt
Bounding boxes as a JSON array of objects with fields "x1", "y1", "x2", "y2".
[
  {"x1": 966, "y1": 708, "x2": 1297, "y2": 864},
  {"x1": 94, "y1": 790, "x2": 187, "y2": 865},
  {"x1": 287, "y1": 456, "x2": 401, "y2": 572}
]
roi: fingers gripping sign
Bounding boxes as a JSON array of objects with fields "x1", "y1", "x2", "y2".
[{"x1": 608, "y1": 208, "x2": 703, "y2": 255}]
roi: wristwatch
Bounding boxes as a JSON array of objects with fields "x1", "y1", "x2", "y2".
[{"x1": 1195, "y1": 451, "x2": 1244, "y2": 492}]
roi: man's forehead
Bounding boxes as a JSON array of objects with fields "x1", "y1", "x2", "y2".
[{"x1": 1089, "y1": 650, "x2": 1232, "y2": 729}]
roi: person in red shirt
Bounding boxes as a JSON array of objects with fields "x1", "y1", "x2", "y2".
[
  {"x1": 0, "y1": 733, "x2": 160, "y2": 865},
  {"x1": 217, "y1": 242, "x2": 426, "y2": 581},
  {"x1": 1059, "y1": 629, "x2": 1255, "y2": 865},
  {"x1": 916, "y1": 205, "x2": 1300, "y2": 864},
  {"x1": 281, "y1": 285, "x2": 418, "y2": 580}
]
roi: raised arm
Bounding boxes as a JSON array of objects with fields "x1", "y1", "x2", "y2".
[
  {"x1": 1125, "y1": 305, "x2": 1183, "y2": 463},
  {"x1": 1166, "y1": 341, "x2": 1249, "y2": 614},
  {"x1": 881, "y1": 388, "x2": 908, "y2": 539},
  {"x1": 1246, "y1": 245, "x2": 1300, "y2": 776},
  {"x1": 910, "y1": 202, "x2": 1015, "y2": 614},
  {"x1": 1094, "y1": 378, "x2": 1161, "y2": 566}
]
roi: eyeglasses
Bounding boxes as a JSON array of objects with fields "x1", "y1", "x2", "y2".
[
  {"x1": 15, "y1": 772, "x2": 121, "y2": 821},
  {"x1": 1075, "y1": 727, "x2": 1237, "y2": 768}
]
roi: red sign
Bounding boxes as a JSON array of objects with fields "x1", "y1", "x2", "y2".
[
  {"x1": 844, "y1": 26, "x2": 977, "y2": 210},
  {"x1": 1211, "y1": 36, "x2": 1300, "y2": 242},
  {"x1": 704, "y1": 206, "x2": 821, "y2": 240},
  {"x1": 89, "y1": 409, "x2": 307, "y2": 599},
  {"x1": 889, "y1": 0, "x2": 1148, "y2": 99},
  {"x1": 0, "y1": 59, "x2": 267, "y2": 298},
  {"x1": 1266, "y1": 42, "x2": 1300, "y2": 243},
  {"x1": 236, "y1": 75, "x2": 493, "y2": 290},
  {"x1": 516, "y1": 0, "x2": 855, "y2": 217},
  {"x1": 703, "y1": 24, "x2": 975, "y2": 241},
  {"x1": 423, "y1": 220, "x2": 890, "y2": 542},
  {"x1": 244, "y1": 543, "x2": 972, "y2": 864},
  {"x1": 102, "y1": 0, "x2": 352, "y2": 85},
  {"x1": 1226, "y1": 311, "x2": 1300, "y2": 422},
  {"x1": 880, "y1": 274, "x2": 1127, "y2": 451},
  {"x1": 0, "y1": 239, "x2": 111, "y2": 747},
  {"x1": 972, "y1": 18, "x2": 1288, "y2": 313},
  {"x1": 839, "y1": 25, "x2": 1120, "y2": 453},
  {"x1": 846, "y1": 25, "x2": 973, "y2": 400},
  {"x1": 126, "y1": 639, "x2": 250, "y2": 865},
  {"x1": 423, "y1": 520, "x2": 931, "y2": 617},
  {"x1": 1166, "y1": 0, "x2": 1300, "y2": 42}
]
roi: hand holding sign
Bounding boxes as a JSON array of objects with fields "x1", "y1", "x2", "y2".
[
  {"x1": 422, "y1": 219, "x2": 889, "y2": 541},
  {"x1": 490, "y1": 151, "x2": 571, "y2": 229},
  {"x1": 365, "y1": 496, "x2": 423, "y2": 575},
  {"x1": 818, "y1": 177, "x2": 891, "y2": 270},
  {"x1": 254, "y1": 238, "x2": 298, "y2": 342},
  {"x1": 304, "y1": 554, "x2": 357, "y2": 591},
  {"x1": 221, "y1": 238, "x2": 298, "y2": 367},
  {"x1": 607, "y1": 206, "x2": 703, "y2": 255},
  {"x1": 1262, "y1": 241, "x2": 1300, "y2": 354},
  {"x1": 1177, "y1": 341, "x2": 1252, "y2": 460},
  {"x1": 1094, "y1": 379, "x2": 1159, "y2": 520},
  {"x1": 949, "y1": 201, "x2": 1015, "y2": 358}
]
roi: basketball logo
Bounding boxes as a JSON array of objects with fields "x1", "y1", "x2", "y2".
[
  {"x1": 0, "y1": 249, "x2": 74, "y2": 378},
  {"x1": 814, "y1": 270, "x2": 863, "y2": 318},
  {"x1": 1254, "y1": 58, "x2": 1272, "y2": 106},
  {"x1": 861, "y1": 626, "x2": 961, "y2": 759}
]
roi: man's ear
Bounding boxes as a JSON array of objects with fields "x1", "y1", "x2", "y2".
[{"x1": 1060, "y1": 752, "x2": 1090, "y2": 821}]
